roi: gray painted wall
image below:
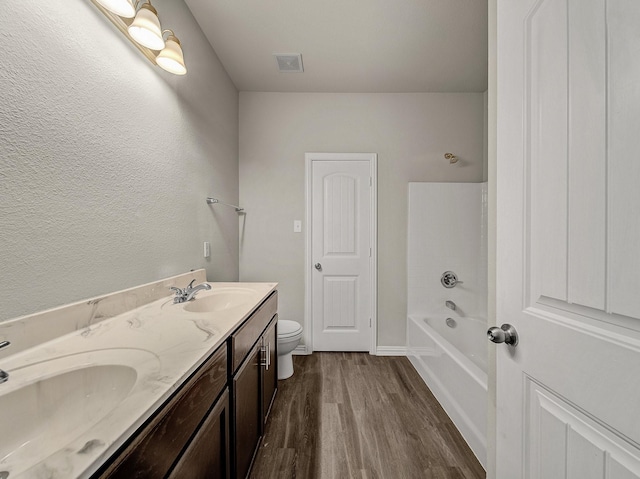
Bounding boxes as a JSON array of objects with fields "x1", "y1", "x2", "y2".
[
  {"x1": 0, "y1": 1, "x2": 239, "y2": 321},
  {"x1": 239, "y1": 92, "x2": 485, "y2": 347}
]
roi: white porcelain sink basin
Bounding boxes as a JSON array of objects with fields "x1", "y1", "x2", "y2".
[
  {"x1": 0, "y1": 348, "x2": 159, "y2": 477},
  {"x1": 182, "y1": 287, "x2": 262, "y2": 313}
]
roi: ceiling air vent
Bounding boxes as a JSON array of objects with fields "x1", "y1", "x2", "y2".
[{"x1": 274, "y1": 53, "x2": 304, "y2": 73}]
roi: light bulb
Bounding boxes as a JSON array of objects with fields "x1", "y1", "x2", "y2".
[{"x1": 95, "y1": 0, "x2": 136, "y2": 18}]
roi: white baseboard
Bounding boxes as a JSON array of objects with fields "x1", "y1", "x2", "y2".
[
  {"x1": 375, "y1": 346, "x2": 407, "y2": 356},
  {"x1": 292, "y1": 345, "x2": 311, "y2": 355},
  {"x1": 292, "y1": 345, "x2": 406, "y2": 356}
]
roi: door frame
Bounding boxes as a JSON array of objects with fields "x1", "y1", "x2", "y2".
[{"x1": 304, "y1": 152, "x2": 378, "y2": 355}]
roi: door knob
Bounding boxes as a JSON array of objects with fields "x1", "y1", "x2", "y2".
[
  {"x1": 314, "y1": 263, "x2": 322, "y2": 271},
  {"x1": 487, "y1": 324, "x2": 518, "y2": 346}
]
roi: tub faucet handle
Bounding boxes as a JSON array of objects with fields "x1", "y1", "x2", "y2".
[
  {"x1": 445, "y1": 300, "x2": 456, "y2": 311},
  {"x1": 441, "y1": 271, "x2": 463, "y2": 288}
]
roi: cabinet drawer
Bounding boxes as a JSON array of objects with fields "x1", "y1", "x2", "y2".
[
  {"x1": 231, "y1": 292, "x2": 277, "y2": 373},
  {"x1": 102, "y1": 343, "x2": 228, "y2": 478}
]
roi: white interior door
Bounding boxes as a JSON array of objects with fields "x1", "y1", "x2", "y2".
[
  {"x1": 307, "y1": 153, "x2": 376, "y2": 352},
  {"x1": 496, "y1": 1, "x2": 640, "y2": 477}
]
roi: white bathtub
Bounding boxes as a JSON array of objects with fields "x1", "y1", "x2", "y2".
[{"x1": 406, "y1": 314, "x2": 487, "y2": 468}]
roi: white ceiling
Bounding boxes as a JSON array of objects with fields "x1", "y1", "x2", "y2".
[{"x1": 184, "y1": 0, "x2": 488, "y2": 93}]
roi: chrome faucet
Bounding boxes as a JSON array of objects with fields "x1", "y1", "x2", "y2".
[
  {"x1": 445, "y1": 300, "x2": 457, "y2": 311},
  {"x1": 0, "y1": 341, "x2": 10, "y2": 384},
  {"x1": 171, "y1": 280, "x2": 211, "y2": 303},
  {"x1": 185, "y1": 281, "x2": 211, "y2": 301}
]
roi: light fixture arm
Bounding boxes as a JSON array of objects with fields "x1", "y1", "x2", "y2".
[
  {"x1": 162, "y1": 29, "x2": 179, "y2": 43},
  {"x1": 132, "y1": 0, "x2": 148, "y2": 10}
]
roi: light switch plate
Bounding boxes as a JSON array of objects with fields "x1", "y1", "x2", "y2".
[
  {"x1": 294, "y1": 220, "x2": 302, "y2": 233},
  {"x1": 204, "y1": 241, "x2": 210, "y2": 258}
]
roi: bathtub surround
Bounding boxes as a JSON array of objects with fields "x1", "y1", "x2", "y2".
[
  {"x1": 239, "y1": 93, "x2": 485, "y2": 349},
  {"x1": 0, "y1": 0, "x2": 239, "y2": 322},
  {"x1": 407, "y1": 183, "x2": 488, "y2": 320},
  {"x1": 406, "y1": 182, "x2": 488, "y2": 467}
]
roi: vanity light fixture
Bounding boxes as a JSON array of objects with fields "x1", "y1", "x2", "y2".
[
  {"x1": 94, "y1": 0, "x2": 136, "y2": 18},
  {"x1": 156, "y1": 30, "x2": 187, "y2": 75},
  {"x1": 128, "y1": 2, "x2": 165, "y2": 50},
  {"x1": 90, "y1": 0, "x2": 187, "y2": 75}
]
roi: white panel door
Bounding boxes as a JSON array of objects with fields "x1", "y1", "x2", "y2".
[
  {"x1": 496, "y1": 0, "x2": 640, "y2": 477},
  {"x1": 309, "y1": 154, "x2": 374, "y2": 352}
]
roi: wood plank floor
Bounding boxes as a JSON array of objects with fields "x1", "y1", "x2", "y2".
[{"x1": 249, "y1": 353, "x2": 485, "y2": 479}]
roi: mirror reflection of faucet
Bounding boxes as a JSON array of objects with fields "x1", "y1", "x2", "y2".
[
  {"x1": 445, "y1": 300, "x2": 457, "y2": 311},
  {"x1": 0, "y1": 341, "x2": 10, "y2": 384}
]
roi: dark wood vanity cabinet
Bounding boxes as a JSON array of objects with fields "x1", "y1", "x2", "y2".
[
  {"x1": 232, "y1": 343, "x2": 262, "y2": 479},
  {"x1": 96, "y1": 290, "x2": 277, "y2": 479},
  {"x1": 98, "y1": 344, "x2": 229, "y2": 479},
  {"x1": 230, "y1": 293, "x2": 278, "y2": 479},
  {"x1": 167, "y1": 389, "x2": 230, "y2": 479}
]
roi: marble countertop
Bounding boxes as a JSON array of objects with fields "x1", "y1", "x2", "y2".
[{"x1": 0, "y1": 280, "x2": 277, "y2": 479}]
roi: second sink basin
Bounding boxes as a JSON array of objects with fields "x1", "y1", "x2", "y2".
[{"x1": 182, "y1": 287, "x2": 262, "y2": 313}]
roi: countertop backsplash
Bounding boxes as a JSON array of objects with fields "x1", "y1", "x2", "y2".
[{"x1": 0, "y1": 269, "x2": 206, "y2": 359}]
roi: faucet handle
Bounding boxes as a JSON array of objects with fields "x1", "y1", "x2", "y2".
[
  {"x1": 186, "y1": 279, "x2": 196, "y2": 291},
  {"x1": 0, "y1": 341, "x2": 10, "y2": 351}
]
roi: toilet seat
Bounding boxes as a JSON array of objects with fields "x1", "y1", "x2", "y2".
[{"x1": 278, "y1": 320, "x2": 302, "y2": 339}]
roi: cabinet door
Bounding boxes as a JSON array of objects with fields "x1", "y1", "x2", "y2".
[
  {"x1": 102, "y1": 344, "x2": 227, "y2": 479},
  {"x1": 261, "y1": 317, "x2": 277, "y2": 428},
  {"x1": 233, "y1": 344, "x2": 261, "y2": 479},
  {"x1": 168, "y1": 388, "x2": 230, "y2": 479}
]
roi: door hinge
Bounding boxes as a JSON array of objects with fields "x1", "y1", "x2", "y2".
[
  {"x1": 369, "y1": 318, "x2": 372, "y2": 327},
  {"x1": 370, "y1": 177, "x2": 372, "y2": 187},
  {"x1": 369, "y1": 247, "x2": 372, "y2": 257}
]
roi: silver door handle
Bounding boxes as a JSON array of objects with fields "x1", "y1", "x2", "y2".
[
  {"x1": 266, "y1": 342, "x2": 271, "y2": 370},
  {"x1": 260, "y1": 344, "x2": 268, "y2": 367},
  {"x1": 314, "y1": 263, "x2": 322, "y2": 271},
  {"x1": 487, "y1": 324, "x2": 518, "y2": 346}
]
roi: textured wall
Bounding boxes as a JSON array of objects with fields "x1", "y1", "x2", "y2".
[
  {"x1": 0, "y1": 1, "x2": 239, "y2": 321},
  {"x1": 239, "y1": 92, "x2": 485, "y2": 347}
]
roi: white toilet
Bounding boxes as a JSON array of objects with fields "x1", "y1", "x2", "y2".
[{"x1": 277, "y1": 320, "x2": 303, "y2": 380}]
